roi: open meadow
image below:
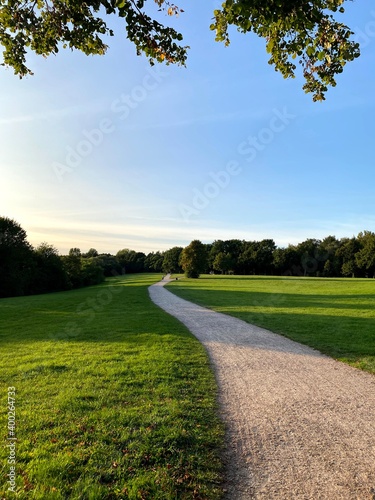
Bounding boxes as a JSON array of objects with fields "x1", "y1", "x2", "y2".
[
  {"x1": 0, "y1": 274, "x2": 224, "y2": 499},
  {"x1": 167, "y1": 275, "x2": 375, "y2": 375}
]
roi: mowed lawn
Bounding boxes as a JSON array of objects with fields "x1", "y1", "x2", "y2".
[
  {"x1": 167, "y1": 275, "x2": 375, "y2": 374},
  {"x1": 0, "y1": 274, "x2": 224, "y2": 499}
]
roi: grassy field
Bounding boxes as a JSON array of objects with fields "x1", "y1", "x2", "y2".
[
  {"x1": 0, "y1": 274, "x2": 224, "y2": 499},
  {"x1": 167, "y1": 275, "x2": 375, "y2": 375}
]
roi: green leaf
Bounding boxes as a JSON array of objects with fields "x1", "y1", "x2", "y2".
[
  {"x1": 317, "y1": 51, "x2": 325, "y2": 61},
  {"x1": 306, "y1": 46, "x2": 315, "y2": 57}
]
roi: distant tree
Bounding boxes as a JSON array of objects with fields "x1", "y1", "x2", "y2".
[
  {"x1": 320, "y1": 235, "x2": 340, "y2": 256},
  {"x1": 273, "y1": 247, "x2": 287, "y2": 275},
  {"x1": 0, "y1": 216, "x2": 35, "y2": 297},
  {"x1": 62, "y1": 247, "x2": 107, "y2": 287},
  {"x1": 223, "y1": 240, "x2": 244, "y2": 262},
  {"x1": 81, "y1": 258, "x2": 105, "y2": 286},
  {"x1": 95, "y1": 253, "x2": 122, "y2": 277},
  {"x1": 238, "y1": 241, "x2": 258, "y2": 275},
  {"x1": 296, "y1": 239, "x2": 321, "y2": 276},
  {"x1": 0, "y1": 0, "x2": 359, "y2": 100},
  {"x1": 162, "y1": 246, "x2": 183, "y2": 274},
  {"x1": 355, "y1": 231, "x2": 375, "y2": 278},
  {"x1": 62, "y1": 248, "x2": 83, "y2": 288},
  {"x1": 84, "y1": 248, "x2": 99, "y2": 258},
  {"x1": 237, "y1": 239, "x2": 275, "y2": 275},
  {"x1": 116, "y1": 249, "x2": 146, "y2": 273},
  {"x1": 336, "y1": 237, "x2": 361, "y2": 278},
  {"x1": 323, "y1": 259, "x2": 334, "y2": 277},
  {"x1": 203, "y1": 243, "x2": 213, "y2": 272},
  {"x1": 33, "y1": 242, "x2": 68, "y2": 293},
  {"x1": 209, "y1": 239, "x2": 243, "y2": 272},
  {"x1": 132, "y1": 251, "x2": 146, "y2": 273},
  {"x1": 254, "y1": 239, "x2": 276, "y2": 275},
  {"x1": 273, "y1": 245, "x2": 303, "y2": 276},
  {"x1": 69, "y1": 247, "x2": 82, "y2": 257},
  {"x1": 144, "y1": 251, "x2": 165, "y2": 272},
  {"x1": 180, "y1": 240, "x2": 208, "y2": 278},
  {"x1": 116, "y1": 248, "x2": 131, "y2": 273},
  {"x1": 213, "y1": 252, "x2": 234, "y2": 274},
  {"x1": 319, "y1": 235, "x2": 341, "y2": 276},
  {"x1": 208, "y1": 240, "x2": 226, "y2": 270},
  {"x1": 341, "y1": 259, "x2": 357, "y2": 278}
]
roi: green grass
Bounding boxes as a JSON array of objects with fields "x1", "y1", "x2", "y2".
[
  {"x1": 167, "y1": 275, "x2": 375, "y2": 375},
  {"x1": 0, "y1": 274, "x2": 224, "y2": 499}
]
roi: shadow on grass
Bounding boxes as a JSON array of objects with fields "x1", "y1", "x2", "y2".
[
  {"x1": 0, "y1": 275, "x2": 165, "y2": 345},
  {"x1": 164, "y1": 287, "x2": 375, "y2": 367},
  {"x1": 199, "y1": 276, "x2": 369, "y2": 283},
  {"x1": 3, "y1": 274, "x2": 375, "y2": 374},
  {"x1": 175, "y1": 288, "x2": 375, "y2": 310}
]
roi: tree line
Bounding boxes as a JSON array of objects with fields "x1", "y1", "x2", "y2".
[
  {"x1": 1, "y1": 216, "x2": 374, "y2": 298},
  {"x1": 179, "y1": 234, "x2": 375, "y2": 279},
  {"x1": 0, "y1": 217, "x2": 185, "y2": 298}
]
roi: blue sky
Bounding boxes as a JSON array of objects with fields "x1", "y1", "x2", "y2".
[{"x1": 1, "y1": 1, "x2": 375, "y2": 254}]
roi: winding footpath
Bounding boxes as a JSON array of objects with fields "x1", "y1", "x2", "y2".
[{"x1": 149, "y1": 276, "x2": 375, "y2": 499}]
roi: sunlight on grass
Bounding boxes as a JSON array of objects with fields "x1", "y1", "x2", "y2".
[
  {"x1": 168, "y1": 275, "x2": 375, "y2": 374},
  {"x1": 0, "y1": 274, "x2": 224, "y2": 499}
]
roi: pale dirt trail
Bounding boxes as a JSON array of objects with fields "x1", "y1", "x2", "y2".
[{"x1": 149, "y1": 277, "x2": 375, "y2": 500}]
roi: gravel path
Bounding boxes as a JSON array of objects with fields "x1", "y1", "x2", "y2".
[{"x1": 149, "y1": 277, "x2": 375, "y2": 499}]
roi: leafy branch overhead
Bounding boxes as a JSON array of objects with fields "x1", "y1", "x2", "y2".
[
  {"x1": 0, "y1": 0, "x2": 187, "y2": 75},
  {"x1": 0, "y1": 0, "x2": 360, "y2": 100},
  {"x1": 212, "y1": 0, "x2": 360, "y2": 101}
]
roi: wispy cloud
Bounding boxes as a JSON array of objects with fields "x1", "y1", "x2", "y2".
[
  {"x1": 20, "y1": 210, "x2": 375, "y2": 255},
  {"x1": 0, "y1": 102, "x2": 108, "y2": 126},
  {"x1": 22, "y1": 214, "x2": 287, "y2": 253},
  {"x1": 118, "y1": 108, "x2": 268, "y2": 132}
]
